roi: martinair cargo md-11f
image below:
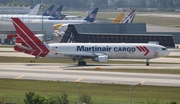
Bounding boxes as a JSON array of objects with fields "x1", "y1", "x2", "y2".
[{"x1": 12, "y1": 18, "x2": 170, "y2": 66}]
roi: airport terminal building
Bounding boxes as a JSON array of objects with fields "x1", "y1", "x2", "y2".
[{"x1": 60, "y1": 23, "x2": 176, "y2": 47}]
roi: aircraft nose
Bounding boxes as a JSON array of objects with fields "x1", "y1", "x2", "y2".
[{"x1": 164, "y1": 49, "x2": 170, "y2": 56}]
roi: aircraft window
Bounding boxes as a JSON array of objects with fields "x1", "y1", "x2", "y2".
[{"x1": 162, "y1": 48, "x2": 166, "y2": 50}]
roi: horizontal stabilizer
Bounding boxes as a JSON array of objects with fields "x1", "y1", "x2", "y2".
[{"x1": 15, "y1": 43, "x2": 34, "y2": 51}]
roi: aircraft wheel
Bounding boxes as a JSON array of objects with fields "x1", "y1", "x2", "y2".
[
  {"x1": 83, "y1": 61, "x2": 86, "y2": 66},
  {"x1": 146, "y1": 62, "x2": 149, "y2": 66},
  {"x1": 78, "y1": 61, "x2": 86, "y2": 66}
]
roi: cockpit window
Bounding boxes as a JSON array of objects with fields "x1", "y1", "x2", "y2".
[{"x1": 162, "y1": 48, "x2": 166, "y2": 50}]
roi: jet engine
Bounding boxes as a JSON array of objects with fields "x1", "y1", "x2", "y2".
[{"x1": 92, "y1": 55, "x2": 108, "y2": 63}]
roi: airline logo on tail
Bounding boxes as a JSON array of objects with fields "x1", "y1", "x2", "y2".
[
  {"x1": 136, "y1": 46, "x2": 149, "y2": 56},
  {"x1": 42, "y1": 5, "x2": 55, "y2": 16},
  {"x1": 46, "y1": 10, "x2": 53, "y2": 15},
  {"x1": 121, "y1": 9, "x2": 136, "y2": 23},
  {"x1": 51, "y1": 5, "x2": 64, "y2": 17},
  {"x1": 84, "y1": 7, "x2": 99, "y2": 22},
  {"x1": 55, "y1": 11, "x2": 61, "y2": 16},
  {"x1": 11, "y1": 18, "x2": 49, "y2": 57},
  {"x1": 89, "y1": 14, "x2": 96, "y2": 19}
]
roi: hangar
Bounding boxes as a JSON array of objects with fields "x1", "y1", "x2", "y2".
[{"x1": 60, "y1": 23, "x2": 175, "y2": 47}]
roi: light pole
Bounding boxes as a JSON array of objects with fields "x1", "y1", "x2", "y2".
[{"x1": 130, "y1": 81, "x2": 145, "y2": 104}]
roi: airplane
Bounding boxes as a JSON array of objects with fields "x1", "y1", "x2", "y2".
[
  {"x1": 49, "y1": 5, "x2": 64, "y2": 18},
  {"x1": 121, "y1": 9, "x2": 136, "y2": 23},
  {"x1": 0, "y1": 4, "x2": 64, "y2": 21},
  {"x1": 112, "y1": 12, "x2": 125, "y2": 23},
  {"x1": 53, "y1": 12, "x2": 124, "y2": 31},
  {"x1": 0, "y1": 4, "x2": 40, "y2": 18},
  {"x1": 55, "y1": 9, "x2": 136, "y2": 32},
  {"x1": 42, "y1": 4, "x2": 55, "y2": 16},
  {"x1": 11, "y1": 17, "x2": 170, "y2": 66},
  {"x1": 33, "y1": 7, "x2": 99, "y2": 24}
]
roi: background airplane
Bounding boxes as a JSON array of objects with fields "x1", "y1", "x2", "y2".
[
  {"x1": 12, "y1": 17, "x2": 170, "y2": 66},
  {"x1": 121, "y1": 9, "x2": 136, "y2": 23},
  {"x1": 112, "y1": 12, "x2": 125, "y2": 23},
  {"x1": 42, "y1": 4, "x2": 55, "y2": 16},
  {"x1": 0, "y1": 4, "x2": 65, "y2": 21},
  {"x1": 33, "y1": 7, "x2": 99, "y2": 24},
  {"x1": 55, "y1": 9, "x2": 136, "y2": 33},
  {"x1": 0, "y1": 4, "x2": 40, "y2": 18}
]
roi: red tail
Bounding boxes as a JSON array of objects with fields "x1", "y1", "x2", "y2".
[{"x1": 12, "y1": 18, "x2": 49, "y2": 57}]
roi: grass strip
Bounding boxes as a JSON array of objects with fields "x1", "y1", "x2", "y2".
[
  {"x1": 0, "y1": 79, "x2": 179, "y2": 104},
  {"x1": 0, "y1": 56, "x2": 177, "y2": 64}
]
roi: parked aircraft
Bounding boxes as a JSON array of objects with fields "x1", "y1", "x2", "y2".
[
  {"x1": 112, "y1": 12, "x2": 125, "y2": 23},
  {"x1": 0, "y1": 4, "x2": 64, "y2": 21},
  {"x1": 42, "y1": 4, "x2": 55, "y2": 16},
  {"x1": 12, "y1": 17, "x2": 170, "y2": 66},
  {"x1": 0, "y1": 4, "x2": 40, "y2": 18},
  {"x1": 121, "y1": 9, "x2": 136, "y2": 23},
  {"x1": 56, "y1": 9, "x2": 136, "y2": 32},
  {"x1": 33, "y1": 7, "x2": 99, "y2": 24}
]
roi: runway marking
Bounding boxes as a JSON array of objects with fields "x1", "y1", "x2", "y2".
[
  {"x1": 75, "y1": 78, "x2": 83, "y2": 82},
  {"x1": 15, "y1": 75, "x2": 25, "y2": 79}
]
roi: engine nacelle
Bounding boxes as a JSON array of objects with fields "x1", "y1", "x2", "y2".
[{"x1": 92, "y1": 55, "x2": 108, "y2": 63}]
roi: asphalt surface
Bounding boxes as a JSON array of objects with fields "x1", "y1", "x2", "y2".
[
  {"x1": 0, "y1": 47, "x2": 180, "y2": 87},
  {"x1": 0, "y1": 63, "x2": 180, "y2": 87}
]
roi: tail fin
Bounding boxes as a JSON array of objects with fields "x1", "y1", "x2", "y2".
[
  {"x1": 48, "y1": 14, "x2": 66, "y2": 20},
  {"x1": 50, "y1": 5, "x2": 64, "y2": 17},
  {"x1": 112, "y1": 13, "x2": 125, "y2": 23},
  {"x1": 11, "y1": 18, "x2": 49, "y2": 57},
  {"x1": 28, "y1": 4, "x2": 41, "y2": 15},
  {"x1": 121, "y1": 9, "x2": 136, "y2": 23},
  {"x1": 42, "y1": 4, "x2": 55, "y2": 16},
  {"x1": 84, "y1": 7, "x2": 99, "y2": 22}
]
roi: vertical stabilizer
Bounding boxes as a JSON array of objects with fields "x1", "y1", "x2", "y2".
[
  {"x1": 28, "y1": 4, "x2": 41, "y2": 15},
  {"x1": 42, "y1": 5, "x2": 55, "y2": 16},
  {"x1": 112, "y1": 13, "x2": 125, "y2": 23},
  {"x1": 11, "y1": 18, "x2": 49, "y2": 57},
  {"x1": 84, "y1": 7, "x2": 99, "y2": 22},
  {"x1": 50, "y1": 5, "x2": 64, "y2": 17},
  {"x1": 121, "y1": 10, "x2": 136, "y2": 23}
]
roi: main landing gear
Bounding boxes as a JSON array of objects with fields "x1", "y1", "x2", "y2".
[
  {"x1": 146, "y1": 59, "x2": 149, "y2": 66},
  {"x1": 78, "y1": 61, "x2": 86, "y2": 66}
]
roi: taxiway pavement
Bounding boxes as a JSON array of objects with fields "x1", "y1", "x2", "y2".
[{"x1": 0, "y1": 63, "x2": 180, "y2": 87}]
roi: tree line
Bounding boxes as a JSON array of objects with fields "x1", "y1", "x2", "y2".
[{"x1": 0, "y1": 0, "x2": 179, "y2": 11}]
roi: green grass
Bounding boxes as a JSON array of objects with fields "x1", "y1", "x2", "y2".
[
  {"x1": 0, "y1": 79, "x2": 179, "y2": 104},
  {"x1": 0, "y1": 45, "x2": 14, "y2": 48},
  {"x1": 0, "y1": 56, "x2": 176, "y2": 65}
]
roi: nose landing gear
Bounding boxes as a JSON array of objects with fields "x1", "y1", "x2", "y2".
[{"x1": 146, "y1": 59, "x2": 149, "y2": 66}]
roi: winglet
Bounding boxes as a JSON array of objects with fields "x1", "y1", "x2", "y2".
[
  {"x1": 121, "y1": 9, "x2": 136, "y2": 23},
  {"x1": 50, "y1": 5, "x2": 64, "y2": 17},
  {"x1": 84, "y1": 7, "x2": 99, "y2": 22},
  {"x1": 112, "y1": 12, "x2": 125, "y2": 23},
  {"x1": 42, "y1": 4, "x2": 55, "y2": 16},
  {"x1": 28, "y1": 4, "x2": 41, "y2": 15},
  {"x1": 11, "y1": 18, "x2": 49, "y2": 57}
]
